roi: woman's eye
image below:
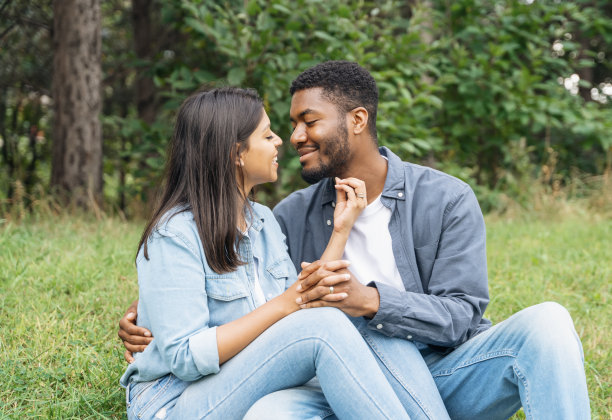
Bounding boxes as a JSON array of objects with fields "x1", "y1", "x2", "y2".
[{"x1": 266, "y1": 136, "x2": 274, "y2": 140}]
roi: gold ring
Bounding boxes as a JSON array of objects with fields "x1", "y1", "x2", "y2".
[
  {"x1": 329, "y1": 286, "x2": 334, "y2": 294},
  {"x1": 357, "y1": 193, "x2": 366, "y2": 198}
]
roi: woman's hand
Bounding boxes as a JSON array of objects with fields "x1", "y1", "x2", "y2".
[{"x1": 332, "y1": 177, "x2": 367, "y2": 235}]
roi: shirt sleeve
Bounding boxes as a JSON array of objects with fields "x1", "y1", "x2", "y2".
[
  {"x1": 367, "y1": 186, "x2": 489, "y2": 348},
  {"x1": 138, "y1": 228, "x2": 220, "y2": 381}
]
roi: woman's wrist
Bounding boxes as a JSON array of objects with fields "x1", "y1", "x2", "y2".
[{"x1": 270, "y1": 293, "x2": 299, "y2": 317}]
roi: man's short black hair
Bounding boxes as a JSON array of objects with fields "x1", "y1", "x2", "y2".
[{"x1": 290, "y1": 61, "x2": 379, "y2": 140}]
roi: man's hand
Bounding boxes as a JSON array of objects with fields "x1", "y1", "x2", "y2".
[
  {"x1": 118, "y1": 300, "x2": 152, "y2": 363},
  {"x1": 296, "y1": 261, "x2": 380, "y2": 318}
]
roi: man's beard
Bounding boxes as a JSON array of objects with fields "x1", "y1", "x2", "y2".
[{"x1": 301, "y1": 121, "x2": 351, "y2": 184}]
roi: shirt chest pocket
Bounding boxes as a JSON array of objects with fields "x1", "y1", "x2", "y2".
[{"x1": 205, "y1": 276, "x2": 251, "y2": 324}]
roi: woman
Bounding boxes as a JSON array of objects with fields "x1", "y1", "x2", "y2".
[{"x1": 120, "y1": 87, "x2": 410, "y2": 419}]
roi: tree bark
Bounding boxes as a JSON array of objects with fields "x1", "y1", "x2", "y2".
[
  {"x1": 132, "y1": 0, "x2": 157, "y2": 125},
  {"x1": 51, "y1": 0, "x2": 102, "y2": 207}
]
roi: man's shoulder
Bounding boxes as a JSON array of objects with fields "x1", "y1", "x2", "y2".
[
  {"x1": 383, "y1": 146, "x2": 469, "y2": 196},
  {"x1": 394, "y1": 158, "x2": 476, "y2": 214},
  {"x1": 403, "y1": 161, "x2": 469, "y2": 192}
]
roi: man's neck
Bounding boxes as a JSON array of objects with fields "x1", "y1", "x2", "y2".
[{"x1": 340, "y1": 150, "x2": 388, "y2": 205}]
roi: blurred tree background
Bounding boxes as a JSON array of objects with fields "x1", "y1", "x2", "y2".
[{"x1": 1, "y1": 0, "x2": 611, "y2": 217}]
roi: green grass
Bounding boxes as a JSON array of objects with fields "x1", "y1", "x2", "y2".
[{"x1": 0, "y1": 211, "x2": 610, "y2": 419}]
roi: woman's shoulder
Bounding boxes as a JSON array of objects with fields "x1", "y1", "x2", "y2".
[{"x1": 150, "y1": 207, "x2": 201, "y2": 250}]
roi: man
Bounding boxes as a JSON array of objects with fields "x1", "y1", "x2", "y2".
[{"x1": 120, "y1": 61, "x2": 590, "y2": 419}]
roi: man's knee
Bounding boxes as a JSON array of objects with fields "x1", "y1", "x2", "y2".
[{"x1": 517, "y1": 302, "x2": 582, "y2": 357}]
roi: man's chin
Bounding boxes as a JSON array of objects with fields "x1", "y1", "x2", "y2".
[{"x1": 300, "y1": 167, "x2": 329, "y2": 185}]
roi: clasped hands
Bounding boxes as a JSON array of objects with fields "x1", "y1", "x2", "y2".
[{"x1": 293, "y1": 259, "x2": 380, "y2": 318}]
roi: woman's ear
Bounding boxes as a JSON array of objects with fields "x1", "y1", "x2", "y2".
[{"x1": 235, "y1": 145, "x2": 245, "y2": 167}]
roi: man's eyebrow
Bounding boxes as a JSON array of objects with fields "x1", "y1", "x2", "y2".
[{"x1": 289, "y1": 109, "x2": 316, "y2": 122}]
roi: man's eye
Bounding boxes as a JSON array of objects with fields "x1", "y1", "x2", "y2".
[{"x1": 305, "y1": 120, "x2": 316, "y2": 126}]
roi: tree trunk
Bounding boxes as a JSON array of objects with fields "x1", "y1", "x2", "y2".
[
  {"x1": 132, "y1": 0, "x2": 157, "y2": 125},
  {"x1": 50, "y1": 0, "x2": 102, "y2": 207}
]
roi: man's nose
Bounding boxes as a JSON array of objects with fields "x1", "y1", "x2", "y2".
[{"x1": 290, "y1": 124, "x2": 306, "y2": 147}]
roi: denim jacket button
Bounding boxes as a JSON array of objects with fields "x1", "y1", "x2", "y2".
[
  {"x1": 407, "y1": 335, "x2": 412, "y2": 340},
  {"x1": 326, "y1": 220, "x2": 331, "y2": 226},
  {"x1": 398, "y1": 192, "x2": 404, "y2": 198},
  {"x1": 376, "y1": 324, "x2": 383, "y2": 329}
]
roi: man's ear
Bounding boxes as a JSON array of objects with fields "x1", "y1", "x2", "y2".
[{"x1": 350, "y1": 107, "x2": 369, "y2": 135}]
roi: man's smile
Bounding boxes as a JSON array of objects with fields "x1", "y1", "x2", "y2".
[{"x1": 297, "y1": 145, "x2": 319, "y2": 163}]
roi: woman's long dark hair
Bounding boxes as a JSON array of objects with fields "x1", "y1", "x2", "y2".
[{"x1": 137, "y1": 87, "x2": 264, "y2": 273}]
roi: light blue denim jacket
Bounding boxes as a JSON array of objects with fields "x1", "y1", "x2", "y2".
[
  {"x1": 274, "y1": 147, "x2": 491, "y2": 349},
  {"x1": 120, "y1": 203, "x2": 297, "y2": 386}
]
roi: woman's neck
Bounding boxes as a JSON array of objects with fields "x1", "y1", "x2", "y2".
[{"x1": 236, "y1": 192, "x2": 249, "y2": 232}]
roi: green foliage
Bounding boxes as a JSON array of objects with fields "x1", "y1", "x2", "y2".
[
  {"x1": 429, "y1": 0, "x2": 612, "y2": 196},
  {"x1": 0, "y1": 212, "x2": 609, "y2": 417},
  {"x1": 149, "y1": 0, "x2": 443, "y2": 202},
  {"x1": 0, "y1": 1, "x2": 53, "y2": 202},
  {"x1": 1, "y1": 0, "x2": 611, "y2": 213}
]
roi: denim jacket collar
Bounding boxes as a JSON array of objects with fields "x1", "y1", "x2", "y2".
[
  {"x1": 319, "y1": 146, "x2": 406, "y2": 208},
  {"x1": 245, "y1": 202, "x2": 265, "y2": 242}
]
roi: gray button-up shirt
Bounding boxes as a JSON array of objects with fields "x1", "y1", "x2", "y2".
[{"x1": 273, "y1": 147, "x2": 491, "y2": 348}]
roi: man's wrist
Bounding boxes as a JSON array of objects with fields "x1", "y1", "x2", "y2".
[{"x1": 363, "y1": 285, "x2": 380, "y2": 318}]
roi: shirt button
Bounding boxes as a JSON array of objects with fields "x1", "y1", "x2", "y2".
[
  {"x1": 398, "y1": 192, "x2": 404, "y2": 198},
  {"x1": 376, "y1": 324, "x2": 383, "y2": 329},
  {"x1": 407, "y1": 335, "x2": 413, "y2": 340},
  {"x1": 326, "y1": 219, "x2": 332, "y2": 226}
]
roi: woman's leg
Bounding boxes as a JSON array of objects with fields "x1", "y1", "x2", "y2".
[{"x1": 169, "y1": 307, "x2": 410, "y2": 420}]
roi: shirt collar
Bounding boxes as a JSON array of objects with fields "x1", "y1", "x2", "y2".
[
  {"x1": 319, "y1": 146, "x2": 405, "y2": 207},
  {"x1": 379, "y1": 147, "x2": 406, "y2": 201}
]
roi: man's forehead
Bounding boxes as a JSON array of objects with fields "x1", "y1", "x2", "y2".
[{"x1": 290, "y1": 88, "x2": 334, "y2": 116}]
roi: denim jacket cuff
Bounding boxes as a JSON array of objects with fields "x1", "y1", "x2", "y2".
[{"x1": 189, "y1": 326, "x2": 220, "y2": 376}]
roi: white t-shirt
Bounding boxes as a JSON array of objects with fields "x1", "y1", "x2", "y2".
[{"x1": 342, "y1": 194, "x2": 404, "y2": 291}]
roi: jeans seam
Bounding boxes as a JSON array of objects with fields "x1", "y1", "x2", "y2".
[
  {"x1": 137, "y1": 375, "x2": 175, "y2": 419},
  {"x1": 197, "y1": 336, "x2": 396, "y2": 420},
  {"x1": 430, "y1": 349, "x2": 517, "y2": 377},
  {"x1": 512, "y1": 359, "x2": 532, "y2": 419},
  {"x1": 361, "y1": 330, "x2": 433, "y2": 420}
]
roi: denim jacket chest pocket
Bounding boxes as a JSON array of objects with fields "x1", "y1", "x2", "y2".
[
  {"x1": 205, "y1": 275, "x2": 252, "y2": 326},
  {"x1": 265, "y1": 258, "x2": 293, "y2": 293}
]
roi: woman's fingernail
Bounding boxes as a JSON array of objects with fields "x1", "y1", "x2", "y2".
[
  {"x1": 300, "y1": 304, "x2": 306, "y2": 309},
  {"x1": 296, "y1": 284, "x2": 302, "y2": 291},
  {"x1": 296, "y1": 297, "x2": 303, "y2": 304}
]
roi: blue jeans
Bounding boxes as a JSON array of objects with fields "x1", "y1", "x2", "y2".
[
  {"x1": 125, "y1": 307, "x2": 411, "y2": 420},
  {"x1": 245, "y1": 302, "x2": 590, "y2": 420}
]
